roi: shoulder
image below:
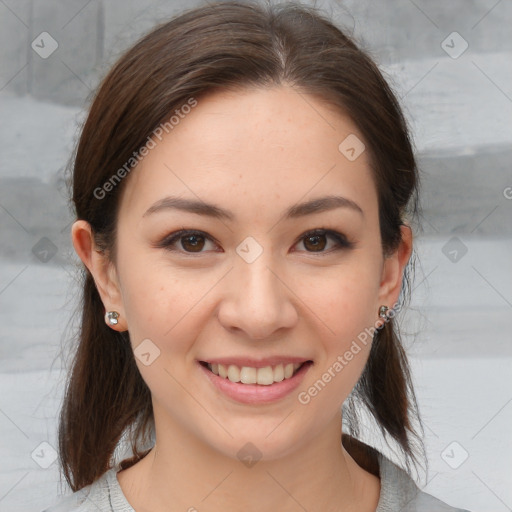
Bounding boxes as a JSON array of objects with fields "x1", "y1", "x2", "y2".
[
  {"x1": 42, "y1": 448, "x2": 472, "y2": 512},
  {"x1": 41, "y1": 468, "x2": 135, "y2": 512},
  {"x1": 376, "y1": 451, "x2": 472, "y2": 512}
]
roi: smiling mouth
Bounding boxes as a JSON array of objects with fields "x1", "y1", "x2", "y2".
[{"x1": 200, "y1": 361, "x2": 312, "y2": 385}]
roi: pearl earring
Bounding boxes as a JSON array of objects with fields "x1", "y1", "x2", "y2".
[
  {"x1": 105, "y1": 311, "x2": 120, "y2": 326},
  {"x1": 378, "y1": 305, "x2": 389, "y2": 319}
]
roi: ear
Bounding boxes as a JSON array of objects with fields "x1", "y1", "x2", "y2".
[
  {"x1": 377, "y1": 224, "x2": 413, "y2": 314},
  {"x1": 71, "y1": 220, "x2": 127, "y2": 331}
]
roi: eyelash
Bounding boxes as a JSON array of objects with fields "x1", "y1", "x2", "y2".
[{"x1": 156, "y1": 228, "x2": 355, "y2": 256}]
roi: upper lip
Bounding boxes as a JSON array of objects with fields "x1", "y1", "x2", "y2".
[{"x1": 200, "y1": 356, "x2": 311, "y2": 368}]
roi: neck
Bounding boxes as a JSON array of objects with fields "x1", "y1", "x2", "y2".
[{"x1": 117, "y1": 416, "x2": 381, "y2": 512}]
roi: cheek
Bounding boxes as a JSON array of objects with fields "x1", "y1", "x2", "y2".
[
  {"x1": 321, "y1": 283, "x2": 376, "y2": 378},
  {"x1": 305, "y1": 257, "x2": 382, "y2": 340},
  {"x1": 117, "y1": 249, "x2": 184, "y2": 339},
  {"x1": 118, "y1": 253, "x2": 222, "y2": 357},
  {"x1": 297, "y1": 254, "x2": 381, "y2": 400},
  {"x1": 298, "y1": 284, "x2": 377, "y2": 419},
  {"x1": 117, "y1": 261, "x2": 209, "y2": 401}
]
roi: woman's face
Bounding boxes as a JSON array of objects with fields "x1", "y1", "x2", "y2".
[{"x1": 79, "y1": 86, "x2": 410, "y2": 461}]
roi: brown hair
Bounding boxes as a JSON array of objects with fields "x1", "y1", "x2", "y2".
[{"x1": 61, "y1": 0, "x2": 424, "y2": 491}]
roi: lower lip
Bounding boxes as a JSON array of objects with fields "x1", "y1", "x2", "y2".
[{"x1": 199, "y1": 361, "x2": 312, "y2": 405}]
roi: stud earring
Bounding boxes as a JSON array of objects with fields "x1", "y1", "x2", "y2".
[
  {"x1": 378, "y1": 305, "x2": 389, "y2": 319},
  {"x1": 105, "y1": 311, "x2": 120, "y2": 326}
]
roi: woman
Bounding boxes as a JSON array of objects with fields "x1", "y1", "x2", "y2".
[{"x1": 44, "y1": 2, "x2": 471, "y2": 511}]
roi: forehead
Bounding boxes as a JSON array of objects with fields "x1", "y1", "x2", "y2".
[{"x1": 119, "y1": 86, "x2": 378, "y2": 225}]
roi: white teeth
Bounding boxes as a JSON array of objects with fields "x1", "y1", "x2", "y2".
[
  {"x1": 227, "y1": 365, "x2": 240, "y2": 383},
  {"x1": 256, "y1": 366, "x2": 274, "y2": 386},
  {"x1": 207, "y1": 361, "x2": 305, "y2": 384},
  {"x1": 273, "y1": 363, "x2": 284, "y2": 382},
  {"x1": 218, "y1": 363, "x2": 228, "y2": 378},
  {"x1": 240, "y1": 366, "x2": 257, "y2": 384}
]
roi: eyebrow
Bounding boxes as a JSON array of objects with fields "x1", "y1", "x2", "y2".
[{"x1": 142, "y1": 194, "x2": 364, "y2": 221}]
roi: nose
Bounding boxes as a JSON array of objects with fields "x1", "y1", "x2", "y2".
[{"x1": 217, "y1": 252, "x2": 298, "y2": 340}]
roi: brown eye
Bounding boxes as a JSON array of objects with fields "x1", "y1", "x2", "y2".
[
  {"x1": 157, "y1": 230, "x2": 218, "y2": 254},
  {"x1": 294, "y1": 229, "x2": 354, "y2": 254},
  {"x1": 180, "y1": 234, "x2": 206, "y2": 252},
  {"x1": 303, "y1": 233, "x2": 327, "y2": 252}
]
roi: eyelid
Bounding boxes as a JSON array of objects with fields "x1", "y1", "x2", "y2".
[
  {"x1": 292, "y1": 228, "x2": 355, "y2": 253},
  {"x1": 155, "y1": 229, "x2": 221, "y2": 252},
  {"x1": 156, "y1": 228, "x2": 354, "y2": 254}
]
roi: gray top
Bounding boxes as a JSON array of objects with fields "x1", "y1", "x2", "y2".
[{"x1": 42, "y1": 451, "x2": 471, "y2": 512}]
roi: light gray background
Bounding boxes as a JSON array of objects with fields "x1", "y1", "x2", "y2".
[{"x1": 0, "y1": 1, "x2": 511, "y2": 511}]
